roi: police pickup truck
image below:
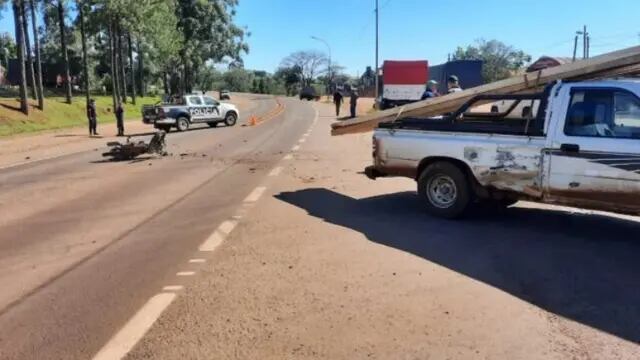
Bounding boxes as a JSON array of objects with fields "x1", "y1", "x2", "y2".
[
  {"x1": 365, "y1": 80, "x2": 640, "y2": 218},
  {"x1": 142, "y1": 94, "x2": 239, "y2": 132}
]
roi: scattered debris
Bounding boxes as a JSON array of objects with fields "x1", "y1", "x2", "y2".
[{"x1": 102, "y1": 131, "x2": 167, "y2": 161}]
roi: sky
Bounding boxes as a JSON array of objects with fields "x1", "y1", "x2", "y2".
[{"x1": 2, "y1": 0, "x2": 640, "y2": 75}]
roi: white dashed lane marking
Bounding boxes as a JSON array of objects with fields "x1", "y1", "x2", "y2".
[
  {"x1": 92, "y1": 293, "x2": 176, "y2": 360},
  {"x1": 188, "y1": 259, "x2": 206, "y2": 263},
  {"x1": 244, "y1": 186, "x2": 267, "y2": 203},
  {"x1": 176, "y1": 271, "x2": 195, "y2": 276},
  {"x1": 269, "y1": 166, "x2": 283, "y2": 177},
  {"x1": 291, "y1": 145, "x2": 300, "y2": 151},
  {"x1": 162, "y1": 285, "x2": 183, "y2": 291},
  {"x1": 283, "y1": 154, "x2": 293, "y2": 160}
]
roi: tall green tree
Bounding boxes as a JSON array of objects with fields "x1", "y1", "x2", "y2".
[
  {"x1": 77, "y1": 0, "x2": 89, "y2": 104},
  {"x1": 57, "y1": 0, "x2": 72, "y2": 103},
  {"x1": 12, "y1": 0, "x2": 28, "y2": 114},
  {"x1": 452, "y1": 39, "x2": 532, "y2": 83},
  {"x1": 29, "y1": 0, "x2": 44, "y2": 109},
  {"x1": 19, "y1": 0, "x2": 36, "y2": 100}
]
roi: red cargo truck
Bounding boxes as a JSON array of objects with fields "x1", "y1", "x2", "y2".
[{"x1": 379, "y1": 60, "x2": 429, "y2": 110}]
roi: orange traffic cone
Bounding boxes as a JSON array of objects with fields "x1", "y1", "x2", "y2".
[{"x1": 249, "y1": 115, "x2": 258, "y2": 126}]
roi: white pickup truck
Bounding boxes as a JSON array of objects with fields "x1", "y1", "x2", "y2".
[{"x1": 365, "y1": 80, "x2": 640, "y2": 218}]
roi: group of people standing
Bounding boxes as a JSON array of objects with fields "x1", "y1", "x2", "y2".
[
  {"x1": 86, "y1": 100, "x2": 125, "y2": 137},
  {"x1": 332, "y1": 89, "x2": 359, "y2": 118},
  {"x1": 421, "y1": 75, "x2": 463, "y2": 100}
]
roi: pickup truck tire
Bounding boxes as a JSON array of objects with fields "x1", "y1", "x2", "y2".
[
  {"x1": 176, "y1": 117, "x2": 190, "y2": 132},
  {"x1": 418, "y1": 162, "x2": 471, "y2": 219},
  {"x1": 224, "y1": 112, "x2": 237, "y2": 126}
]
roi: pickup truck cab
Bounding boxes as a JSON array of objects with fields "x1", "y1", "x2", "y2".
[
  {"x1": 366, "y1": 80, "x2": 640, "y2": 218},
  {"x1": 142, "y1": 94, "x2": 239, "y2": 132}
]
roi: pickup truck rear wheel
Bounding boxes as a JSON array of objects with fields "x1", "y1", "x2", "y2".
[
  {"x1": 418, "y1": 162, "x2": 471, "y2": 219},
  {"x1": 176, "y1": 117, "x2": 190, "y2": 132}
]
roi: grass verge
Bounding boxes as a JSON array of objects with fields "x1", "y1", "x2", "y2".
[{"x1": 0, "y1": 95, "x2": 161, "y2": 137}]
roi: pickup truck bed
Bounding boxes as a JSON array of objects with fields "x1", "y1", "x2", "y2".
[{"x1": 367, "y1": 80, "x2": 640, "y2": 218}]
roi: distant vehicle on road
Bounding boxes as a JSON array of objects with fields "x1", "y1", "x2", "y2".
[
  {"x1": 142, "y1": 94, "x2": 239, "y2": 132},
  {"x1": 299, "y1": 86, "x2": 318, "y2": 101},
  {"x1": 366, "y1": 80, "x2": 640, "y2": 218},
  {"x1": 220, "y1": 90, "x2": 231, "y2": 100},
  {"x1": 379, "y1": 60, "x2": 428, "y2": 110}
]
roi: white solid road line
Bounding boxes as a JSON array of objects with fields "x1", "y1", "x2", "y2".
[
  {"x1": 283, "y1": 154, "x2": 293, "y2": 160},
  {"x1": 176, "y1": 271, "x2": 195, "y2": 276},
  {"x1": 189, "y1": 259, "x2": 206, "y2": 263},
  {"x1": 269, "y1": 166, "x2": 283, "y2": 177},
  {"x1": 244, "y1": 186, "x2": 267, "y2": 203},
  {"x1": 162, "y1": 285, "x2": 184, "y2": 291},
  {"x1": 92, "y1": 293, "x2": 177, "y2": 360}
]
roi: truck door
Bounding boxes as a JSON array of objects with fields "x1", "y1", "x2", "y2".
[
  {"x1": 546, "y1": 86, "x2": 640, "y2": 213},
  {"x1": 187, "y1": 96, "x2": 208, "y2": 123},
  {"x1": 203, "y1": 96, "x2": 221, "y2": 120}
]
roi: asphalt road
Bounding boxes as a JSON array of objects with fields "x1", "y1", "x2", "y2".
[{"x1": 0, "y1": 94, "x2": 315, "y2": 359}]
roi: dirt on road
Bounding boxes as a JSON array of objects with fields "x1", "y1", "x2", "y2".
[{"x1": 127, "y1": 101, "x2": 640, "y2": 359}]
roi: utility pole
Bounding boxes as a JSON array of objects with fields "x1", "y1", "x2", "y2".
[
  {"x1": 374, "y1": 0, "x2": 379, "y2": 101},
  {"x1": 575, "y1": 26, "x2": 589, "y2": 60},
  {"x1": 572, "y1": 34, "x2": 579, "y2": 61}
]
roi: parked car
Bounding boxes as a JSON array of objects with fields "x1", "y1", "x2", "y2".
[
  {"x1": 142, "y1": 94, "x2": 239, "y2": 132},
  {"x1": 365, "y1": 80, "x2": 640, "y2": 218},
  {"x1": 299, "y1": 86, "x2": 317, "y2": 101},
  {"x1": 220, "y1": 90, "x2": 231, "y2": 100}
]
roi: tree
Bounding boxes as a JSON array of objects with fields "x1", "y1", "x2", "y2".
[
  {"x1": 0, "y1": 32, "x2": 16, "y2": 69},
  {"x1": 452, "y1": 39, "x2": 532, "y2": 83},
  {"x1": 12, "y1": 0, "x2": 28, "y2": 114},
  {"x1": 29, "y1": 0, "x2": 43, "y2": 109},
  {"x1": 57, "y1": 0, "x2": 72, "y2": 103},
  {"x1": 280, "y1": 50, "x2": 328, "y2": 86},
  {"x1": 19, "y1": 0, "x2": 36, "y2": 100},
  {"x1": 274, "y1": 65, "x2": 302, "y2": 96},
  {"x1": 77, "y1": 0, "x2": 89, "y2": 105},
  {"x1": 222, "y1": 68, "x2": 252, "y2": 92}
]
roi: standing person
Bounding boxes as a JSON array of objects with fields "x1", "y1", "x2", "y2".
[
  {"x1": 115, "y1": 102, "x2": 125, "y2": 136},
  {"x1": 421, "y1": 80, "x2": 439, "y2": 100},
  {"x1": 447, "y1": 75, "x2": 463, "y2": 93},
  {"x1": 350, "y1": 89, "x2": 359, "y2": 118},
  {"x1": 87, "y1": 99, "x2": 98, "y2": 136},
  {"x1": 333, "y1": 90, "x2": 343, "y2": 117}
]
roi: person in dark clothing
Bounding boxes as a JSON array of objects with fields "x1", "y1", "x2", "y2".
[
  {"x1": 421, "y1": 80, "x2": 439, "y2": 100},
  {"x1": 350, "y1": 90, "x2": 359, "y2": 118},
  {"x1": 115, "y1": 103, "x2": 124, "y2": 136},
  {"x1": 87, "y1": 99, "x2": 98, "y2": 136},
  {"x1": 333, "y1": 90, "x2": 343, "y2": 117}
]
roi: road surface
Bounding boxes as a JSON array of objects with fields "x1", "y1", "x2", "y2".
[{"x1": 0, "y1": 96, "x2": 639, "y2": 359}]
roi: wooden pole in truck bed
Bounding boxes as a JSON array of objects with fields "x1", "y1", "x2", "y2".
[{"x1": 331, "y1": 45, "x2": 640, "y2": 136}]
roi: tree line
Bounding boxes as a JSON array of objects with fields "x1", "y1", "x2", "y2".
[{"x1": 1, "y1": 0, "x2": 248, "y2": 115}]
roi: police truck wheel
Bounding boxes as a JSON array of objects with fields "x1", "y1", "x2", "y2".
[
  {"x1": 176, "y1": 117, "x2": 189, "y2": 132},
  {"x1": 224, "y1": 112, "x2": 237, "y2": 126},
  {"x1": 418, "y1": 162, "x2": 471, "y2": 219}
]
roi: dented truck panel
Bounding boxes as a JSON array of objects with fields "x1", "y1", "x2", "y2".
[{"x1": 370, "y1": 80, "x2": 640, "y2": 216}]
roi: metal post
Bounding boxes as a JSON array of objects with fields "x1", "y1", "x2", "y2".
[
  {"x1": 374, "y1": 0, "x2": 379, "y2": 101},
  {"x1": 582, "y1": 25, "x2": 587, "y2": 59}
]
